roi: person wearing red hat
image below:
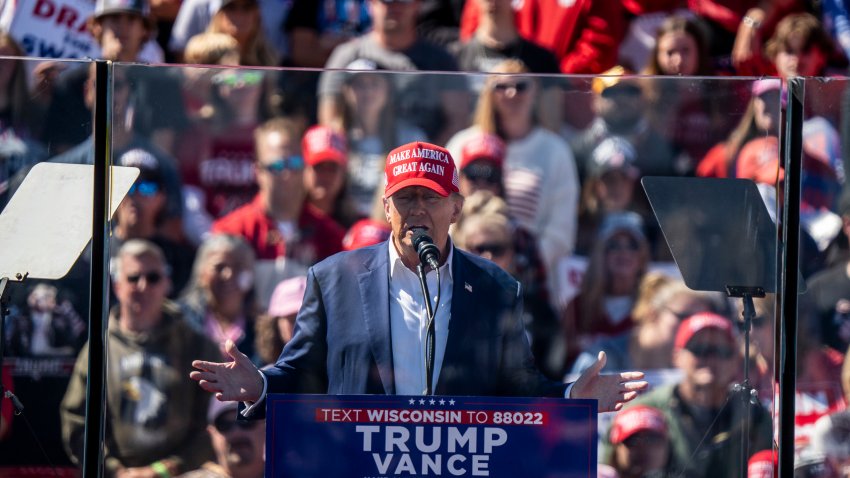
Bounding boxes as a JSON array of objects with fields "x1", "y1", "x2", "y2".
[
  {"x1": 606, "y1": 405, "x2": 672, "y2": 478},
  {"x1": 621, "y1": 312, "x2": 773, "y2": 478},
  {"x1": 457, "y1": 131, "x2": 506, "y2": 198},
  {"x1": 301, "y1": 125, "x2": 358, "y2": 227},
  {"x1": 192, "y1": 140, "x2": 647, "y2": 416}
]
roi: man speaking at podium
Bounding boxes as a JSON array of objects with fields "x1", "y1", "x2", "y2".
[{"x1": 191, "y1": 141, "x2": 646, "y2": 413}]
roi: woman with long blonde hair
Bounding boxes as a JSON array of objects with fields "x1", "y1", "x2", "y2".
[{"x1": 446, "y1": 59, "x2": 579, "y2": 289}]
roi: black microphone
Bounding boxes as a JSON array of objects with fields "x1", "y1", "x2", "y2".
[{"x1": 412, "y1": 229, "x2": 440, "y2": 271}]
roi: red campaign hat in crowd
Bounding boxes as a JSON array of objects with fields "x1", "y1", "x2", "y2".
[
  {"x1": 384, "y1": 141, "x2": 460, "y2": 197},
  {"x1": 343, "y1": 219, "x2": 391, "y2": 251},
  {"x1": 674, "y1": 312, "x2": 736, "y2": 351},
  {"x1": 609, "y1": 405, "x2": 668, "y2": 444},
  {"x1": 459, "y1": 132, "x2": 506, "y2": 170},
  {"x1": 302, "y1": 125, "x2": 348, "y2": 167},
  {"x1": 748, "y1": 449, "x2": 778, "y2": 478}
]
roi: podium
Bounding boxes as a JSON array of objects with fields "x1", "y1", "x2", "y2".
[{"x1": 265, "y1": 394, "x2": 598, "y2": 478}]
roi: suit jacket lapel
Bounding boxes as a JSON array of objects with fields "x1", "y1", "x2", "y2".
[{"x1": 358, "y1": 243, "x2": 395, "y2": 394}]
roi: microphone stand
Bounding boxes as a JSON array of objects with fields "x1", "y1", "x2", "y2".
[
  {"x1": 412, "y1": 229, "x2": 442, "y2": 396},
  {"x1": 416, "y1": 264, "x2": 440, "y2": 395}
]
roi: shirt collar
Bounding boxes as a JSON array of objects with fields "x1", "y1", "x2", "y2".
[{"x1": 388, "y1": 236, "x2": 454, "y2": 281}]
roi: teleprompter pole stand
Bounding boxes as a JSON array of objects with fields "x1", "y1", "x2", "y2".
[{"x1": 726, "y1": 285, "x2": 766, "y2": 478}]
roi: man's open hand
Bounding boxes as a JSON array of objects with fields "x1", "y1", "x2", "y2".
[
  {"x1": 190, "y1": 340, "x2": 263, "y2": 402},
  {"x1": 570, "y1": 351, "x2": 648, "y2": 412}
]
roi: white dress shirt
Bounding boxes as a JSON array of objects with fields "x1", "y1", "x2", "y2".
[{"x1": 388, "y1": 239, "x2": 454, "y2": 395}]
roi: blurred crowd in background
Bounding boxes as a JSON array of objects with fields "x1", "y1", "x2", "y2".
[{"x1": 3, "y1": 0, "x2": 850, "y2": 476}]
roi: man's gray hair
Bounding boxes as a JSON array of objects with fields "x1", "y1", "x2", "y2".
[{"x1": 110, "y1": 239, "x2": 169, "y2": 280}]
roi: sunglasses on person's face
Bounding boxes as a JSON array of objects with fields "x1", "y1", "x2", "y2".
[
  {"x1": 262, "y1": 156, "x2": 305, "y2": 173},
  {"x1": 125, "y1": 271, "x2": 164, "y2": 285},
  {"x1": 213, "y1": 414, "x2": 262, "y2": 434},
  {"x1": 685, "y1": 343, "x2": 735, "y2": 359},
  {"x1": 470, "y1": 242, "x2": 510, "y2": 257},
  {"x1": 128, "y1": 181, "x2": 160, "y2": 197},
  {"x1": 492, "y1": 81, "x2": 530, "y2": 93}
]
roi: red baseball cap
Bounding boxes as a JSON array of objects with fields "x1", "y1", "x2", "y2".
[
  {"x1": 459, "y1": 132, "x2": 506, "y2": 170},
  {"x1": 609, "y1": 405, "x2": 668, "y2": 444},
  {"x1": 384, "y1": 141, "x2": 459, "y2": 197},
  {"x1": 302, "y1": 125, "x2": 347, "y2": 167},
  {"x1": 674, "y1": 312, "x2": 735, "y2": 351},
  {"x1": 343, "y1": 219, "x2": 391, "y2": 251}
]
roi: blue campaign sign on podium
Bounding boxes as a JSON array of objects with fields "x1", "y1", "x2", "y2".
[{"x1": 266, "y1": 394, "x2": 597, "y2": 478}]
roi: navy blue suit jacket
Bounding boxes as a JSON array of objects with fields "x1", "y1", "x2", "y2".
[{"x1": 262, "y1": 241, "x2": 567, "y2": 399}]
